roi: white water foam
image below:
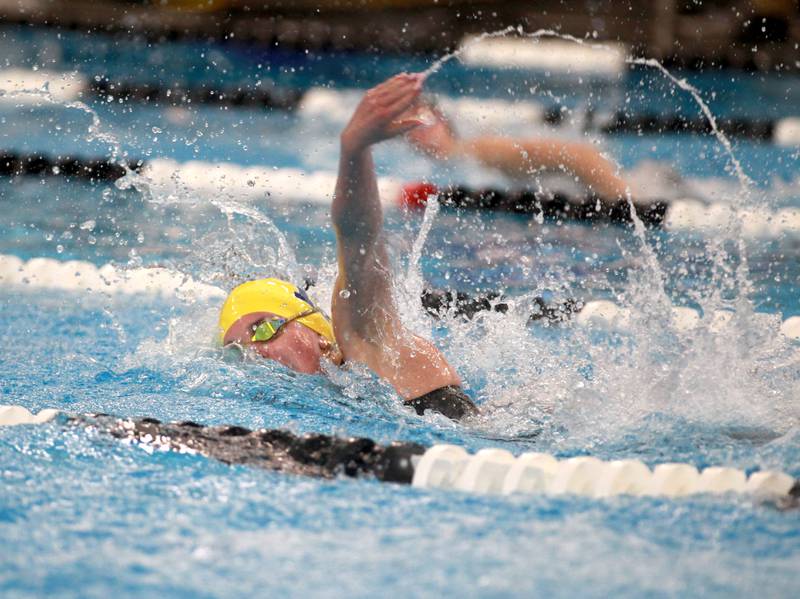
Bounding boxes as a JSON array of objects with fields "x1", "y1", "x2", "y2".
[{"x1": 410, "y1": 28, "x2": 800, "y2": 446}]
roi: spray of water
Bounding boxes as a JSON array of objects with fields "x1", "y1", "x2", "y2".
[
  {"x1": 0, "y1": 76, "x2": 300, "y2": 289},
  {"x1": 6, "y1": 39, "x2": 796, "y2": 447},
  {"x1": 415, "y1": 27, "x2": 799, "y2": 443}
]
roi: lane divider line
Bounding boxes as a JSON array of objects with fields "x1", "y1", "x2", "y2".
[
  {"x1": 1, "y1": 405, "x2": 796, "y2": 504},
  {"x1": 2, "y1": 254, "x2": 797, "y2": 340},
  {"x1": 2, "y1": 68, "x2": 799, "y2": 145},
  {"x1": 3, "y1": 151, "x2": 800, "y2": 238}
]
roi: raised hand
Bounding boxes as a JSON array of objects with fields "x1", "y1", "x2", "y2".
[
  {"x1": 340, "y1": 73, "x2": 425, "y2": 154},
  {"x1": 404, "y1": 103, "x2": 458, "y2": 160}
]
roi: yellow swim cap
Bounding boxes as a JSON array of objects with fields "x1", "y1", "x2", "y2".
[{"x1": 218, "y1": 278, "x2": 335, "y2": 345}]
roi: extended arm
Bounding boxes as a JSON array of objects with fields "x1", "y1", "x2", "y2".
[
  {"x1": 331, "y1": 74, "x2": 462, "y2": 401},
  {"x1": 458, "y1": 136, "x2": 630, "y2": 200},
  {"x1": 407, "y1": 108, "x2": 630, "y2": 200}
]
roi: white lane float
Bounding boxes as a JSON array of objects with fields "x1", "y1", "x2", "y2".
[
  {"x1": 299, "y1": 86, "x2": 545, "y2": 130},
  {"x1": 0, "y1": 405, "x2": 60, "y2": 425},
  {"x1": 575, "y1": 299, "x2": 799, "y2": 342},
  {"x1": 500, "y1": 452, "x2": 559, "y2": 495},
  {"x1": 457, "y1": 37, "x2": 628, "y2": 77},
  {"x1": 410, "y1": 444, "x2": 468, "y2": 490},
  {"x1": 664, "y1": 199, "x2": 800, "y2": 238},
  {"x1": 141, "y1": 158, "x2": 403, "y2": 207},
  {"x1": 412, "y1": 444, "x2": 797, "y2": 500},
  {"x1": 774, "y1": 117, "x2": 800, "y2": 147},
  {"x1": 2, "y1": 254, "x2": 798, "y2": 341},
  {"x1": 0, "y1": 253, "x2": 224, "y2": 300},
  {"x1": 452, "y1": 448, "x2": 516, "y2": 494},
  {"x1": 781, "y1": 317, "x2": 800, "y2": 340},
  {"x1": 0, "y1": 68, "x2": 85, "y2": 105}
]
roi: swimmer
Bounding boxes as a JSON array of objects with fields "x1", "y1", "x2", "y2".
[
  {"x1": 405, "y1": 100, "x2": 631, "y2": 201},
  {"x1": 219, "y1": 73, "x2": 477, "y2": 422}
]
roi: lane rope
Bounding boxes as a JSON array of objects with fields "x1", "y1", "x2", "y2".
[
  {"x1": 2, "y1": 68, "x2": 799, "y2": 144},
  {"x1": 2, "y1": 254, "x2": 797, "y2": 340},
  {"x1": 457, "y1": 36, "x2": 628, "y2": 76},
  {"x1": 3, "y1": 151, "x2": 800, "y2": 238},
  {"x1": 410, "y1": 444, "x2": 799, "y2": 501},
  {"x1": 1, "y1": 406, "x2": 797, "y2": 504}
]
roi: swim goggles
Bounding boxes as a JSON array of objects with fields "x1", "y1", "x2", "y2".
[{"x1": 249, "y1": 310, "x2": 318, "y2": 343}]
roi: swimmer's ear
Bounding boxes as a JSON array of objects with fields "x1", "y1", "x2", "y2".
[{"x1": 221, "y1": 342, "x2": 246, "y2": 362}]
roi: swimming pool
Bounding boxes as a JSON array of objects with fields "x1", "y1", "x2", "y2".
[{"x1": 1, "y1": 24, "x2": 799, "y2": 597}]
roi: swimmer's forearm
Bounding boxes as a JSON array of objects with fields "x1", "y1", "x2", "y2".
[
  {"x1": 332, "y1": 142, "x2": 383, "y2": 243},
  {"x1": 458, "y1": 137, "x2": 630, "y2": 200}
]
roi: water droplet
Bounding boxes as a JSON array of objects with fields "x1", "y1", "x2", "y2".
[{"x1": 338, "y1": 289, "x2": 351, "y2": 299}]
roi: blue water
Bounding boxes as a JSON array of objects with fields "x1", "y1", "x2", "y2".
[{"x1": 1, "y1": 25, "x2": 799, "y2": 598}]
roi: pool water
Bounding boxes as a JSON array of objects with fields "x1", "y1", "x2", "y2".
[{"x1": 1, "y1": 25, "x2": 799, "y2": 598}]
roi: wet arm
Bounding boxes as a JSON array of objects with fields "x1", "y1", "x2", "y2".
[
  {"x1": 330, "y1": 74, "x2": 461, "y2": 400},
  {"x1": 456, "y1": 136, "x2": 630, "y2": 200},
  {"x1": 331, "y1": 142, "x2": 394, "y2": 334}
]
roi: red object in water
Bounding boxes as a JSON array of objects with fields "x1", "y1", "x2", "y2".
[{"x1": 398, "y1": 182, "x2": 438, "y2": 210}]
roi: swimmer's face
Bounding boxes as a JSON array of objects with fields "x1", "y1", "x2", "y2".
[{"x1": 223, "y1": 312, "x2": 337, "y2": 374}]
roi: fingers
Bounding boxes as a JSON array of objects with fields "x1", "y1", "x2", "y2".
[
  {"x1": 371, "y1": 73, "x2": 423, "y2": 106},
  {"x1": 382, "y1": 78, "x2": 424, "y2": 119},
  {"x1": 388, "y1": 117, "x2": 425, "y2": 138},
  {"x1": 343, "y1": 72, "x2": 425, "y2": 149}
]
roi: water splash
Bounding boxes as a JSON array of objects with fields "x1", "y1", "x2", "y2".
[
  {"x1": 400, "y1": 193, "x2": 440, "y2": 326},
  {"x1": 0, "y1": 74, "x2": 300, "y2": 289},
  {"x1": 417, "y1": 27, "x2": 799, "y2": 445},
  {"x1": 420, "y1": 26, "x2": 517, "y2": 78}
]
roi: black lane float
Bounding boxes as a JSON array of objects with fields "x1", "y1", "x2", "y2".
[
  {"x1": 544, "y1": 107, "x2": 795, "y2": 143},
  {"x1": 76, "y1": 413, "x2": 423, "y2": 483},
  {"x1": 90, "y1": 79, "x2": 304, "y2": 110},
  {"x1": 400, "y1": 183, "x2": 669, "y2": 227}
]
